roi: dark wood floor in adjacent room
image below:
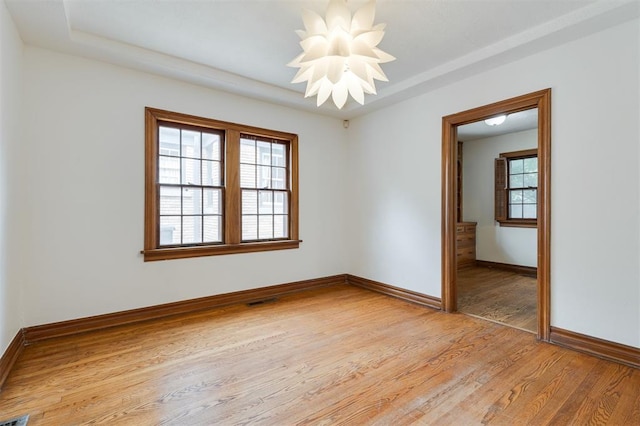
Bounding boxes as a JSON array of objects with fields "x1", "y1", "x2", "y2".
[
  {"x1": 1, "y1": 284, "x2": 638, "y2": 425},
  {"x1": 458, "y1": 265, "x2": 538, "y2": 333}
]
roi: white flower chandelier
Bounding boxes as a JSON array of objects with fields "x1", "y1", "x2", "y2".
[{"x1": 288, "y1": 0, "x2": 395, "y2": 109}]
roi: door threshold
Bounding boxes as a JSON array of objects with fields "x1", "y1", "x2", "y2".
[{"x1": 459, "y1": 311, "x2": 537, "y2": 335}]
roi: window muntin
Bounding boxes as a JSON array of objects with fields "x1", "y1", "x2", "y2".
[{"x1": 144, "y1": 108, "x2": 300, "y2": 261}]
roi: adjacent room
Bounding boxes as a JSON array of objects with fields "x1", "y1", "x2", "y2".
[{"x1": 1, "y1": 0, "x2": 639, "y2": 424}]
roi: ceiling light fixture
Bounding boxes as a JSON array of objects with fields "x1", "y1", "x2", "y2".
[
  {"x1": 288, "y1": 0, "x2": 395, "y2": 109},
  {"x1": 484, "y1": 115, "x2": 507, "y2": 126}
]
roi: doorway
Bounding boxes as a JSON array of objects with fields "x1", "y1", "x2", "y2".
[
  {"x1": 441, "y1": 89, "x2": 551, "y2": 341},
  {"x1": 456, "y1": 110, "x2": 538, "y2": 333}
]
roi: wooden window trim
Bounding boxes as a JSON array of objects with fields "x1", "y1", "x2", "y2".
[
  {"x1": 143, "y1": 107, "x2": 300, "y2": 261},
  {"x1": 496, "y1": 148, "x2": 538, "y2": 228}
]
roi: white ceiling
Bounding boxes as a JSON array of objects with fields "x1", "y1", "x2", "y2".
[{"x1": 5, "y1": 0, "x2": 639, "y2": 119}]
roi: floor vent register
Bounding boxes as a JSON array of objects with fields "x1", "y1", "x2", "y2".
[{"x1": 0, "y1": 415, "x2": 29, "y2": 426}]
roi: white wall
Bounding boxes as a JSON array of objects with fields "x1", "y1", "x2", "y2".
[
  {"x1": 19, "y1": 48, "x2": 348, "y2": 327},
  {"x1": 0, "y1": 1, "x2": 24, "y2": 354},
  {"x1": 462, "y1": 129, "x2": 537, "y2": 267},
  {"x1": 348, "y1": 18, "x2": 640, "y2": 348}
]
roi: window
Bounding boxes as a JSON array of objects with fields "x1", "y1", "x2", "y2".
[
  {"x1": 240, "y1": 135, "x2": 289, "y2": 241},
  {"x1": 144, "y1": 108, "x2": 299, "y2": 261},
  {"x1": 495, "y1": 149, "x2": 537, "y2": 228}
]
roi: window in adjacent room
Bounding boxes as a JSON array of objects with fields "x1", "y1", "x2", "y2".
[
  {"x1": 144, "y1": 108, "x2": 299, "y2": 261},
  {"x1": 495, "y1": 149, "x2": 538, "y2": 228}
]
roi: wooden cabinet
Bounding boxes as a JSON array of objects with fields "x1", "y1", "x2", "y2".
[{"x1": 456, "y1": 222, "x2": 476, "y2": 268}]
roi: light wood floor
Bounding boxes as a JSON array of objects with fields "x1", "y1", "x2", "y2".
[
  {"x1": 1, "y1": 285, "x2": 638, "y2": 425},
  {"x1": 458, "y1": 265, "x2": 537, "y2": 333}
]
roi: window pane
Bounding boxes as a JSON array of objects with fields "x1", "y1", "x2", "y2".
[
  {"x1": 523, "y1": 173, "x2": 538, "y2": 188},
  {"x1": 523, "y1": 157, "x2": 537, "y2": 173},
  {"x1": 159, "y1": 126, "x2": 180, "y2": 155},
  {"x1": 240, "y1": 164, "x2": 256, "y2": 188},
  {"x1": 273, "y1": 192, "x2": 287, "y2": 215},
  {"x1": 509, "y1": 159, "x2": 524, "y2": 174},
  {"x1": 509, "y1": 174, "x2": 524, "y2": 188},
  {"x1": 203, "y1": 188, "x2": 221, "y2": 215},
  {"x1": 523, "y1": 204, "x2": 537, "y2": 219},
  {"x1": 259, "y1": 215, "x2": 274, "y2": 239},
  {"x1": 182, "y1": 187, "x2": 202, "y2": 215},
  {"x1": 510, "y1": 190, "x2": 523, "y2": 203},
  {"x1": 272, "y1": 143, "x2": 286, "y2": 167},
  {"x1": 183, "y1": 215, "x2": 203, "y2": 244},
  {"x1": 182, "y1": 130, "x2": 201, "y2": 159},
  {"x1": 160, "y1": 186, "x2": 181, "y2": 215},
  {"x1": 258, "y1": 141, "x2": 271, "y2": 165},
  {"x1": 523, "y1": 189, "x2": 537, "y2": 203},
  {"x1": 510, "y1": 205, "x2": 523, "y2": 219},
  {"x1": 242, "y1": 215, "x2": 258, "y2": 240},
  {"x1": 159, "y1": 216, "x2": 181, "y2": 245},
  {"x1": 159, "y1": 156, "x2": 180, "y2": 184},
  {"x1": 258, "y1": 166, "x2": 271, "y2": 189},
  {"x1": 274, "y1": 215, "x2": 288, "y2": 238},
  {"x1": 242, "y1": 190, "x2": 257, "y2": 214},
  {"x1": 202, "y1": 160, "x2": 221, "y2": 186},
  {"x1": 240, "y1": 139, "x2": 255, "y2": 164},
  {"x1": 181, "y1": 158, "x2": 201, "y2": 185},
  {"x1": 203, "y1": 216, "x2": 222, "y2": 243},
  {"x1": 259, "y1": 191, "x2": 273, "y2": 214},
  {"x1": 272, "y1": 167, "x2": 287, "y2": 190},
  {"x1": 202, "y1": 133, "x2": 221, "y2": 161}
]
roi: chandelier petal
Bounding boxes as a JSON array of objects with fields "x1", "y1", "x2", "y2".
[
  {"x1": 300, "y1": 36, "x2": 329, "y2": 62},
  {"x1": 346, "y1": 74, "x2": 365, "y2": 105},
  {"x1": 291, "y1": 66, "x2": 313, "y2": 84},
  {"x1": 348, "y1": 59, "x2": 368, "y2": 82},
  {"x1": 368, "y1": 62, "x2": 388, "y2": 81},
  {"x1": 350, "y1": 39, "x2": 379, "y2": 58},
  {"x1": 371, "y1": 47, "x2": 396, "y2": 63},
  {"x1": 354, "y1": 30, "x2": 385, "y2": 48},
  {"x1": 306, "y1": 78, "x2": 323, "y2": 97},
  {"x1": 310, "y1": 60, "x2": 329, "y2": 86},
  {"x1": 302, "y1": 9, "x2": 327, "y2": 35},
  {"x1": 287, "y1": 52, "x2": 305, "y2": 68},
  {"x1": 317, "y1": 80, "x2": 333, "y2": 106},
  {"x1": 352, "y1": 0, "x2": 376, "y2": 31},
  {"x1": 331, "y1": 79, "x2": 349, "y2": 109},
  {"x1": 327, "y1": 57, "x2": 346, "y2": 84},
  {"x1": 326, "y1": 0, "x2": 351, "y2": 31}
]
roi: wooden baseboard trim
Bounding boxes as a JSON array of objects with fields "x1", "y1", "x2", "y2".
[
  {"x1": 0, "y1": 330, "x2": 25, "y2": 391},
  {"x1": 23, "y1": 274, "x2": 348, "y2": 344},
  {"x1": 475, "y1": 260, "x2": 537, "y2": 277},
  {"x1": 550, "y1": 327, "x2": 639, "y2": 368},
  {"x1": 347, "y1": 274, "x2": 441, "y2": 310}
]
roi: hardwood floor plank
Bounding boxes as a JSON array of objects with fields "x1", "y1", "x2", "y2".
[
  {"x1": 1, "y1": 284, "x2": 638, "y2": 425},
  {"x1": 506, "y1": 351, "x2": 599, "y2": 424},
  {"x1": 566, "y1": 362, "x2": 637, "y2": 424},
  {"x1": 458, "y1": 265, "x2": 537, "y2": 332}
]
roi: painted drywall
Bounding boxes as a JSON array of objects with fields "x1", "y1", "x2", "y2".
[
  {"x1": 19, "y1": 47, "x2": 348, "y2": 326},
  {"x1": 347, "y1": 18, "x2": 640, "y2": 348},
  {"x1": 462, "y1": 129, "x2": 537, "y2": 267},
  {"x1": 0, "y1": 0, "x2": 24, "y2": 354}
]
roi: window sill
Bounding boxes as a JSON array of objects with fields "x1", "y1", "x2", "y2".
[
  {"x1": 142, "y1": 240, "x2": 302, "y2": 262},
  {"x1": 497, "y1": 220, "x2": 537, "y2": 229}
]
